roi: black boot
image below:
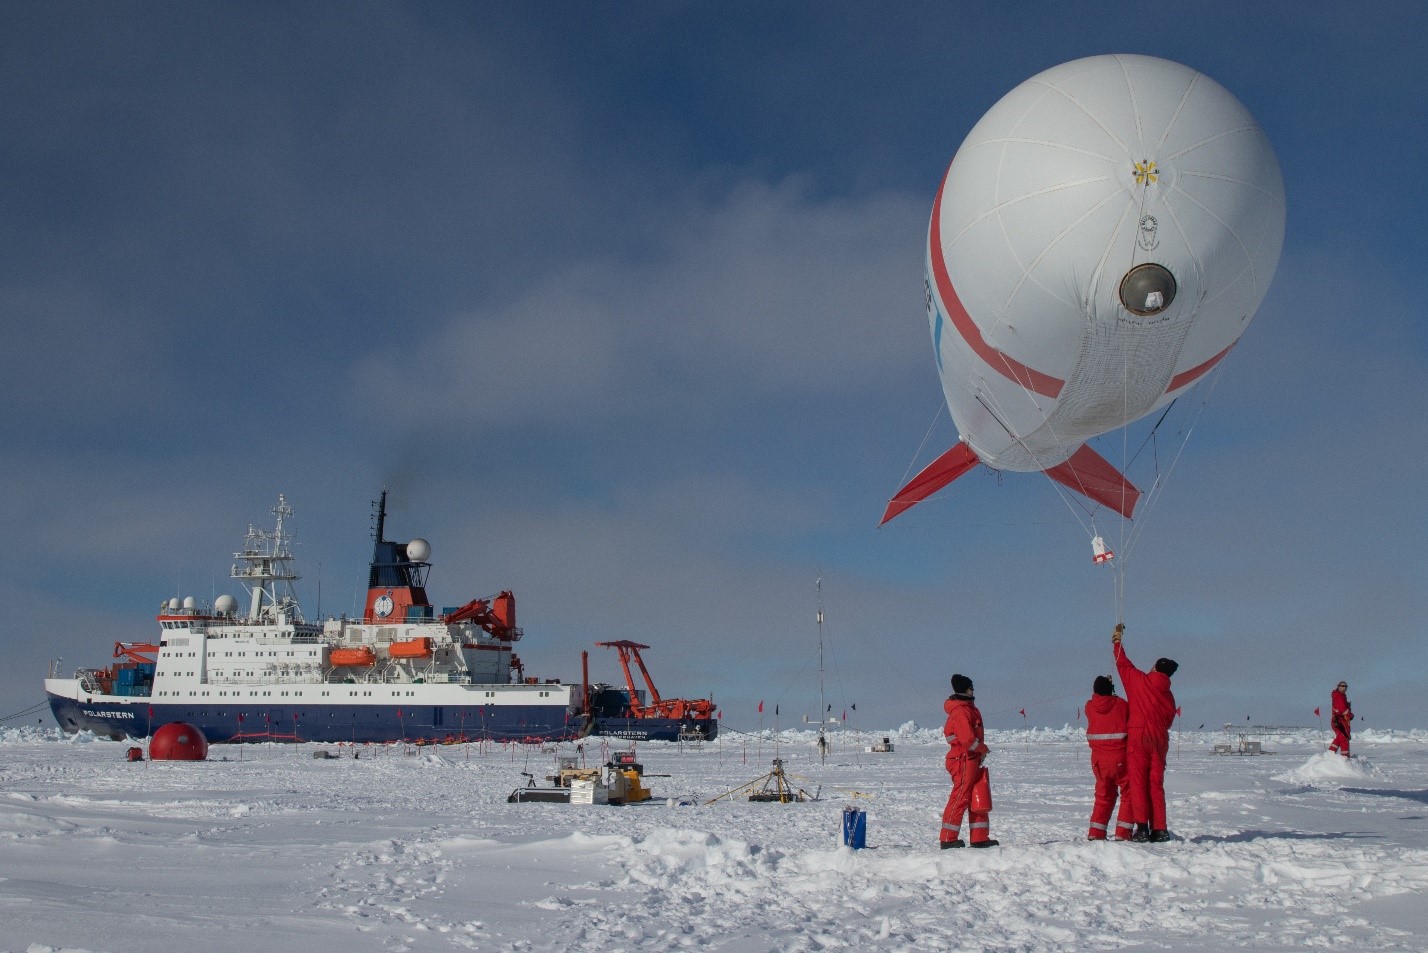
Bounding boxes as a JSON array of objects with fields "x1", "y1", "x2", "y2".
[
  {"x1": 970, "y1": 839, "x2": 1000, "y2": 848},
  {"x1": 1131, "y1": 824, "x2": 1150, "y2": 842},
  {"x1": 940, "y1": 838, "x2": 965, "y2": 849},
  {"x1": 1147, "y1": 829, "x2": 1172, "y2": 843}
]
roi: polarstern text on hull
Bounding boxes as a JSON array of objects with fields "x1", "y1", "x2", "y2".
[{"x1": 45, "y1": 493, "x2": 585, "y2": 744}]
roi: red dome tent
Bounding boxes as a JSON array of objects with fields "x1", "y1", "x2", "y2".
[{"x1": 149, "y1": 721, "x2": 209, "y2": 761}]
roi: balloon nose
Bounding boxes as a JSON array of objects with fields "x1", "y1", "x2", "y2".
[{"x1": 1119, "y1": 263, "x2": 1177, "y2": 316}]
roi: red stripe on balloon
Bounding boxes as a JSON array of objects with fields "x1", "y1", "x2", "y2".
[
  {"x1": 928, "y1": 164, "x2": 1063, "y2": 399},
  {"x1": 1167, "y1": 343, "x2": 1233, "y2": 393}
]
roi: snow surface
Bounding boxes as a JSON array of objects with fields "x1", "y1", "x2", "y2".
[{"x1": 4, "y1": 724, "x2": 1428, "y2": 952}]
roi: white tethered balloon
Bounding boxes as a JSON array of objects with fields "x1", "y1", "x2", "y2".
[{"x1": 884, "y1": 54, "x2": 1285, "y2": 524}]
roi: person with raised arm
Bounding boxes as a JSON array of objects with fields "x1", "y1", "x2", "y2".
[{"x1": 1112, "y1": 624, "x2": 1177, "y2": 843}]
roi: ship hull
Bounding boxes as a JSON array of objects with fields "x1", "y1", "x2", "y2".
[
  {"x1": 590, "y1": 716, "x2": 718, "y2": 742},
  {"x1": 48, "y1": 692, "x2": 587, "y2": 745}
]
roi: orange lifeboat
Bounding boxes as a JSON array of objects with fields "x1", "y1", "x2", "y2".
[
  {"x1": 329, "y1": 646, "x2": 377, "y2": 667},
  {"x1": 388, "y1": 637, "x2": 433, "y2": 660}
]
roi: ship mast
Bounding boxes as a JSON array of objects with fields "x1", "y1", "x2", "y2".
[{"x1": 232, "y1": 494, "x2": 302, "y2": 622}]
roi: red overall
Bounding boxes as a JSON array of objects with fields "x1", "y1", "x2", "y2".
[
  {"x1": 1085, "y1": 693, "x2": 1133, "y2": 840},
  {"x1": 1329, "y1": 689, "x2": 1353, "y2": 756},
  {"x1": 941, "y1": 695, "x2": 991, "y2": 844},
  {"x1": 1114, "y1": 644, "x2": 1176, "y2": 831}
]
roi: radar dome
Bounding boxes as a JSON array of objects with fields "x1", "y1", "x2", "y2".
[
  {"x1": 182, "y1": 596, "x2": 197, "y2": 610},
  {"x1": 214, "y1": 594, "x2": 238, "y2": 615},
  {"x1": 167, "y1": 597, "x2": 182, "y2": 611},
  {"x1": 405, "y1": 538, "x2": 431, "y2": 562}
]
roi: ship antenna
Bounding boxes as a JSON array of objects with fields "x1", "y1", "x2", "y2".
[{"x1": 816, "y1": 574, "x2": 827, "y2": 764}]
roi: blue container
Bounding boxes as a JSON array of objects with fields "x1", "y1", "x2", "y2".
[{"x1": 842, "y1": 807, "x2": 867, "y2": 849}]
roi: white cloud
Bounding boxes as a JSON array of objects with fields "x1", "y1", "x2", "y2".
[{"x1": 350, "y1": 180, "x2": 927, "y2": 432}]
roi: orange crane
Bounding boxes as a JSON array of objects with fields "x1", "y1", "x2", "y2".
[
  {"x1": 595, "y1": 640, "x2": 714, "y2": 721},
  {"x1": 442, "y1": 590, "x2": 522, "y2": 641},
  {"x1": 113, "y1": 642, "x2": 159, "y2": 664}
]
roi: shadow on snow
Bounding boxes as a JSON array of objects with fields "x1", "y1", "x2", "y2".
[
  {"x1": 1190, "y1": 829, "x2": 1384, "y2": 844},
  {"x1": 1342, "y1": 788, "x2": 1428, "y2": 805}
]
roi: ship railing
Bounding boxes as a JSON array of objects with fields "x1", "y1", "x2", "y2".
[
  {"x1": 427, "y1": 671, "x2": 472, "y2": 684},
  {"x1": 205, "y1": 673, "x2": 324, "y2": 686}
]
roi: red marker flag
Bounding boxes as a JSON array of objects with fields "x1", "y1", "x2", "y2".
[
  {"x1": 1019, "y1": 708, "x2": 1026, "y2": 717},
  {"x1": 1314, "y1": 707, "x2": 1321, "y2": 717},
  {"x1": 758, "y1": 701, "x2": 763, "y2": 713},
  {"x1": 1175, "y1": 706, "x2": 1183, "y2": 717}
]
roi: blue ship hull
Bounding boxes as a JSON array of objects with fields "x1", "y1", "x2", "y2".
[
  {"x1": 591, "y1": 717, "x2": 719, "y2": 742},
  {"x1": 48, "y1": 694, "x2": 589, "y2": 745}
]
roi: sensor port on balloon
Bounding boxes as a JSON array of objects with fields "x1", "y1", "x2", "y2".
[{"x1": 1119, "y1": 263, "x2": 1177, "y2": 316}]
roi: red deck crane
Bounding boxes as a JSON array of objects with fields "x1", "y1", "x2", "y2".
[{"x1": 595, "y1": 640, "x2": 714, "y2": 721}]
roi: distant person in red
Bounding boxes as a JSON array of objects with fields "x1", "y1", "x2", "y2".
[
  {"x1": 1086, "y1": 674, "x2": 1133, "y2": 841},
  {"x1": 1329, "y1": 681, "x2": 1354, "y2": 756},
  {"x1": 940, "y1": 673, "x2": 997, "y2": 849},
  {"x1": 1112, "y1": 623, "x2": 1177, "y2": 843}
]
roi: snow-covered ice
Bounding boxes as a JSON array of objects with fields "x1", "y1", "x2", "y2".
[{"x1": 3, "y1": 724, "x2": 1428, "y2": 952}]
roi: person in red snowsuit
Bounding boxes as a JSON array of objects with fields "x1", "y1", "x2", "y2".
[
  {"x1": 1329, "y1": 681, "x2": 1353, "y2": 756},
  {"x1": 1112, "y1": 624, "x2": 1177, "y2": 842},
  {"x1": 1085, "y1": 674, "x2": 1133, "y2": 841},
  {"x1": 940, "y1": 673, "x2": 997, "y2": 848}
]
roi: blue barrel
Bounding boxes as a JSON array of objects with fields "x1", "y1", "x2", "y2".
[{"x1": 842, "y1": 807, "x2": 867, "y2": 849}]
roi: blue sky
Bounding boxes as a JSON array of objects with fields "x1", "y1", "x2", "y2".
[{"x1": 4, "y1": 2, "x2": 1425, "y2": 732}]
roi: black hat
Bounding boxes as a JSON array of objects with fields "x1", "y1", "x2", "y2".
[
  {"x1": 951, "y1": 673, "x2": 974, "y2": 695},
  {"x1": 1154, "y1": 658, "x2": 1179, "y2": 677},
  {"x1": 1093, "y1": 675, "x2": 1115, "y2": 696}
]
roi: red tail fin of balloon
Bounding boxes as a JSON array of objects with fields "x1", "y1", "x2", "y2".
[
  {"x1": 1045, "y1": 444, "x2": 1141, "y2": 519},
  {"x1": 881, "y1": 442, "x2": 980, "y2": 524},
  {"x1": 882, "y1": 441, "x2": 1140, "y2": 523}
]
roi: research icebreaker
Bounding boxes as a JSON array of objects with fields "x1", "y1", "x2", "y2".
[{"x1": 45, "y1": 493, "x2": 590, "y2": 744}]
